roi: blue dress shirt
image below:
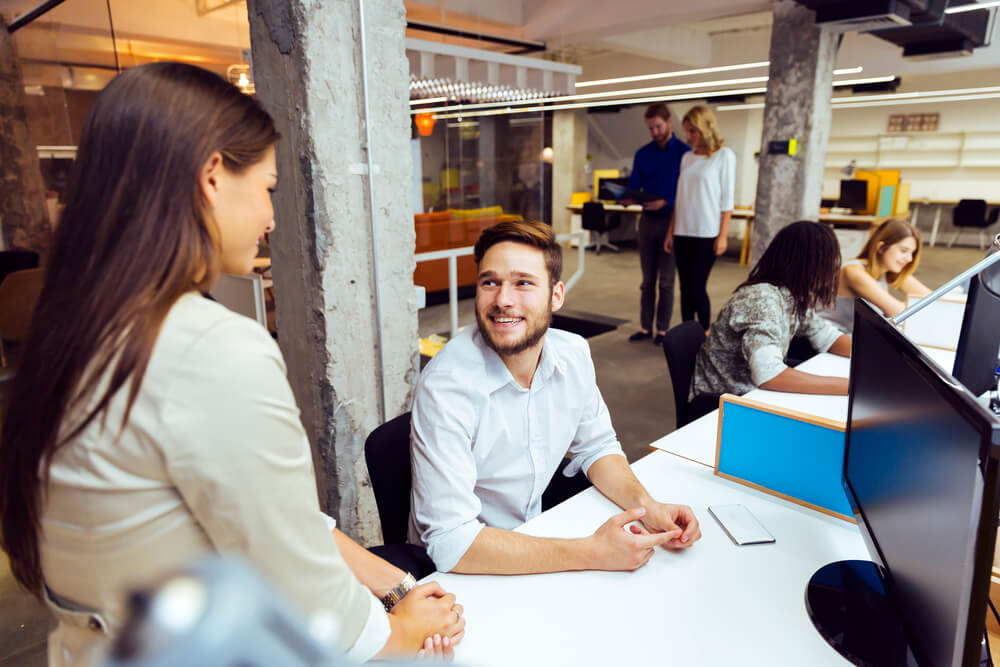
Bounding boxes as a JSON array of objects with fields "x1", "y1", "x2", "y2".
[{"x1": 627, "y1": 136, "x2": 691, "y2": 210}]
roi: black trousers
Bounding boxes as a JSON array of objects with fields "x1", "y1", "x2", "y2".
[
  {"x1": 638, "y1": 213, "x2": 675, "y2": 333},
  {"x1": 673, "y1": 235, "x2": 717, "y2": 330}
]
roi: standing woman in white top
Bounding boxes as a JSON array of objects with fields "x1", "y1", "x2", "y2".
[
  {"x1": 821, "y1": 217, "x2": 930, "y2": 332},
  {"x1": 664, "y1": 105, "x2": 736, "y2": 330},
  {"x1": 0, "y1": 62, "x2": 462, "y2": 665}
]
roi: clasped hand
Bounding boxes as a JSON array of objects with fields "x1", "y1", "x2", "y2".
[
  {"x1": 392, "y1": 581, "x2": 465, "y2": 660},
  {"x1": 587, "y1": 504, "x2": 701, "y2": 571}
]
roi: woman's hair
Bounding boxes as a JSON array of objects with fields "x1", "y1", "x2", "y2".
[
  {"x1": 682, "y1": 105, "x2": 725, "y2": 155},
  {"x1": 0, "y1": 62, "x2": 279, "y2": 597},
  {"x1": 740, "y1": 220, "x2": 841, "y2": 318},
  {"x1": 855, "y1": 218, "x2": 922, "y2": 288}
]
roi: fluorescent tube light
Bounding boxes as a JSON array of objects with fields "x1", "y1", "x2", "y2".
[
  {"x1": 576, "y1": 64, "x2": 863, "y2": 88},
  {"x1": 410, "y1": 97, "x2": 448, "y2": 105},
  {"x1": 945, "y1": 1, "x2": 1000, "y2": 14}
]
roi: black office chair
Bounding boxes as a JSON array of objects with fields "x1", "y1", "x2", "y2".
[
  {"x1": 364, "y1": 412, "x2": 436, "y2": 579},
  {"x1": 662, "y1": 321, "x2": 720, "y2": 429},
  {"x1": 0, "y1": 250, "x2": 39, "y2": 287},
  {"x1": 949, "y1": 199, "x2": 999, "y2": 250},
  {"x1": 581, "y1": 202, "x2": 620, "y2": 254}
]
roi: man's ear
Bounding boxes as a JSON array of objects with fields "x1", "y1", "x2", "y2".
[
  {"x1": 199, "y1": 152, "x2": 225, "y2": 207},
  {"x1": 550, "y1": 280, "x2": 566, "y2": 313}
]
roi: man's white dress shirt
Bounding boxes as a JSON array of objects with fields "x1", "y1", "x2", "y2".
[
  {"x1": 409, "y1": 326, "x2": 626, "y2": 572},
  {"x1": 41, "y1": 293, "x2": 389, "y2": 666}
]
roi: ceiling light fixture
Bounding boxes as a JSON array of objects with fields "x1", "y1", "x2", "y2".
[
  {"x1": 575, "y1": 63, "x2": 864, "y2": 88},
  {"x1": 412, "y1": 74, "x2": 892, "y2": 116},
  {"x1": 945, "y1": 1, "x2": 1000, "y2": 14},
  {"x1": 716, "y1": 85, "x2": 1000, "y2": 110},
  {"x1": 410, "y1": 96, "x2": 448, "y2": 105}
]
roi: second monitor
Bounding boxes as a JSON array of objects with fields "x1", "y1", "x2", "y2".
[{"x1": 838, "y1": 179, "x2": 868, "y2": 213}]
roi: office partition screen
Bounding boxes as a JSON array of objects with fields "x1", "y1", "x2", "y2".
[{"x1": 845, "y1": 300, "x2": 1000, "y2": 667}]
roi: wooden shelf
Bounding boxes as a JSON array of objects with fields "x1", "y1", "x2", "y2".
[{"x1": 824, "y1": 130, "x2": 1000, "y2": 170}]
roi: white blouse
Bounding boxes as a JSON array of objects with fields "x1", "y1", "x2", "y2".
[
  {"x1": 673, "y1": 146, "x2": 736, "y2": 238},
  {"x1": 41, "y1": 292, "x2": 388, "y2": 666}
]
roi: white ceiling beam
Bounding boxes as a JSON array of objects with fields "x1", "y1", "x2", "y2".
[{"x1": 598, "y1": 25, "x2": 713, "y2": 67}]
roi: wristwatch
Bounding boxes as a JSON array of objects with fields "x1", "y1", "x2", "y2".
[{"x1": 381, "y1": 572, "x2": 417, "y2": 612}]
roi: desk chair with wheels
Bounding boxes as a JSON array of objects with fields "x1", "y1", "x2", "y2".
[
  {"x1": 581, "y1": 202, "x2": 620, "y2": 254},
  {"x1": 662, "y1": 321, "x2": 719, "y2": 429},
  {"x1": 949, "y1": 199, "x2": 999, "y2": 250}
]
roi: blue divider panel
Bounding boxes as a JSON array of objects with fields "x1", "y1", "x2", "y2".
[{"x1": 717, "y1": 401, "x2": 852, "y2": 517}]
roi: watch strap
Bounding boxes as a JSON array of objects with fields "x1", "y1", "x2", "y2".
[{"x1": 381, "y1": 572, "x2": 417, "y2": 612}]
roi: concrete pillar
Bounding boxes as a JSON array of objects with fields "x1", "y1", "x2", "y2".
[
  {"x1": 551, "y1": 109, "x2": 587, "y2": 236},
  {"x1": 246, "y1": 0, "x2": 417, "y2": 544},
  {"x1": 751, "y1": 0, "x2": 837, "y2": 261},
  {"x1": 0, "y1": 16, "x2": 53, "y2": 258}
]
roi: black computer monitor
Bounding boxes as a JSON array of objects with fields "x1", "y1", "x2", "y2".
[
  {"x1": 597, "y1": 177, "x2": 629, "y2": 201},
  {"x1": 954, "y1": 255, "x2": 1000, "y2": 397},
  {"x1": 838, "y1": 179, "x2": 868, "y2": 212},
  {"x1": 807, "y1": 299, "x2": 1000, "y2": 667}
]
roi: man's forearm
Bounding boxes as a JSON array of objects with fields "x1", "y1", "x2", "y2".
[
  {"x1": 333, "y1": 528, "x2": 407, "y2": 597},
  {"x1": 450, "y1": 526, "x2": 595, "y2": 575},
  {"x1": 586, "y1": 454, "x2": 654, "y2": 512}
]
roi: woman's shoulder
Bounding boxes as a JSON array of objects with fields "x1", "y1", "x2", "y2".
[{"x1": 156, "y1": 293, "x2": 278, "y2": 366}]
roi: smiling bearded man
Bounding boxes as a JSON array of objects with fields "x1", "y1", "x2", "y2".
[{"x1": 408, "y1": 220, "x2": 702, "y2": 576}]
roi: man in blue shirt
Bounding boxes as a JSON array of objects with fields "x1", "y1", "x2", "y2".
[{"x1": 626, "y1": 103, "x2": 690, "y2": 344}]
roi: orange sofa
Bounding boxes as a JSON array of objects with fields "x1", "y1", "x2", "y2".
[{"x1": 414, "y1": 209, "x2": 523, "y2": 293}]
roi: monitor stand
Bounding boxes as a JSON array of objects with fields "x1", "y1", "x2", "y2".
[{"x1": 805, "y1": 560, "x2": 918, "y2": 667}]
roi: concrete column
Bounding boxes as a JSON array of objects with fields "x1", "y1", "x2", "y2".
[
  {"x1": 551, "y1": 109, "x2": 587, "y2": 235},
  {"x1": 751, "y1": 0, "x2": 837, "y2": 261},
  {"x1": 246, "y1": 0, "x2": 417, "y2": 544},
  {"x1": 0, "y1": 16, "x2": 52, "y2": 258}
]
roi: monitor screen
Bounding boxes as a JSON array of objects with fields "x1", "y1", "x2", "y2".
[
  {"x1": 845, "y1": 300, "x2": 1000, "y2": 666},
  {"x1": 838, "y1": 179, "x2": 868, "y2": 211},
  {"x1": 597, "y1": 177, "x2": 628, "y2": 201},
  {"x1": 954, "y1": 255, "x2": 1000, "y2": 396}
]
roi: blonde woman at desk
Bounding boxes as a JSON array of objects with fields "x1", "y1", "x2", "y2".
[
  {"x1": 690, "y1": 221, "x2": 852, "y2": 401},
  {"x1": 0, "y1": 63, "x2": 462, "y2": 665},
  {"x1": 821, "y1": 218, "x2": 931, "y2": 333}
]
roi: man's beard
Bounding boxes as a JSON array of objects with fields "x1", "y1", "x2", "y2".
[{"x1": 475, "y1": 306, "x2": 552, "y2": 357}]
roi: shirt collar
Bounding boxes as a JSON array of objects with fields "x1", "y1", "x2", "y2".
[{"x1": 471, "y1": 328, "x2": 565, "y2": 392}]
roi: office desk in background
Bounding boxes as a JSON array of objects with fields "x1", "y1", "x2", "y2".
[
  {"x1": 428, "y1": 450, "x2": 865, "y2": 667},
  {"x1": 565, "y1": 203, "x2": 643, "y2": 246},
  {"x1": 909, "y1": 199, "x2": 1000, "y2": 247},
  {"x1": 734, "y1": 210, "x2": 886, "y2": 265}
]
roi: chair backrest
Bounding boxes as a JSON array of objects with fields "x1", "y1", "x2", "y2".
[
  {"x1": 580, "y1": 202, "x2": 606, "y2": 231},
  {"x1": 661, "y1": 321, "x2": 708, "y2": 428},
  {"x1": 0, "y1": 268, "x2": 46, "y2": 343},
  {"x1": 364, "y1": 412, "x2": 413, "y2": 544},
  {"x1": 0, "y1": 250, "x2": 39, "y2": 287},
  {"x1": 954, "y1": 199, "x2": 988, "y2": 228}
]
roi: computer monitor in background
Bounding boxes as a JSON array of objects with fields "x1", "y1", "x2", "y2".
[
  {"x1": 597, "y1": 177, "x2": 629, "y2": 202},
  {"x1": 838, "y1": 179, "x2": 868, "y2": 212},
  {"x1": 953, "y1": 254, "x2": 1000, "y2": 397},
  {"x1": 807, "y1": 300, "x2": 1000, "y2": 667}
]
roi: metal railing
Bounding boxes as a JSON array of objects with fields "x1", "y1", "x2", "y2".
[{"x1": 415, "y1": 231, "x2": 587, "y2": 339}]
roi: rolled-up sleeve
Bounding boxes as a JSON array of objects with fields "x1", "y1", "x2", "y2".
[
  {"x1": 565, "y1": 379, "x2": 625, "y2": 479},
  {"x1": 162, "y1": 319, "x2": 389, "y2": 661},
  {"x1": 799, "y1": 308, "x2": 843, "y2": 354},
  {"x1": 410, "y1": 370, "x2": 486, "y2": 572}
]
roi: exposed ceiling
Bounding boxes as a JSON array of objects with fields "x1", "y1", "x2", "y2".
[{"x1": 2, "y1": 0, "x2": 998, "y2": 92}]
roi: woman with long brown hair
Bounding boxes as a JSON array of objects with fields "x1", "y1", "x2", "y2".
[
  {"x1": 0, "y1": 62, "x2": 462, "y2": 664},
  {"x1": 820, "y1": 217, "x2": 931, "y2": 333}
]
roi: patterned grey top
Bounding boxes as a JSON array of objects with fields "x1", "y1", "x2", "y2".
[{"x1": 690, "y1": 283, "x2": 843, "y2": 399}]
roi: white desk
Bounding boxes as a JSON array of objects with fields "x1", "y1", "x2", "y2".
[
  {"x1": 429, "y1": 450, "x2": 864, "y2": 667},
  {"x1": 650, "y1": 345, "x2": 957, "y2": 468}
]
